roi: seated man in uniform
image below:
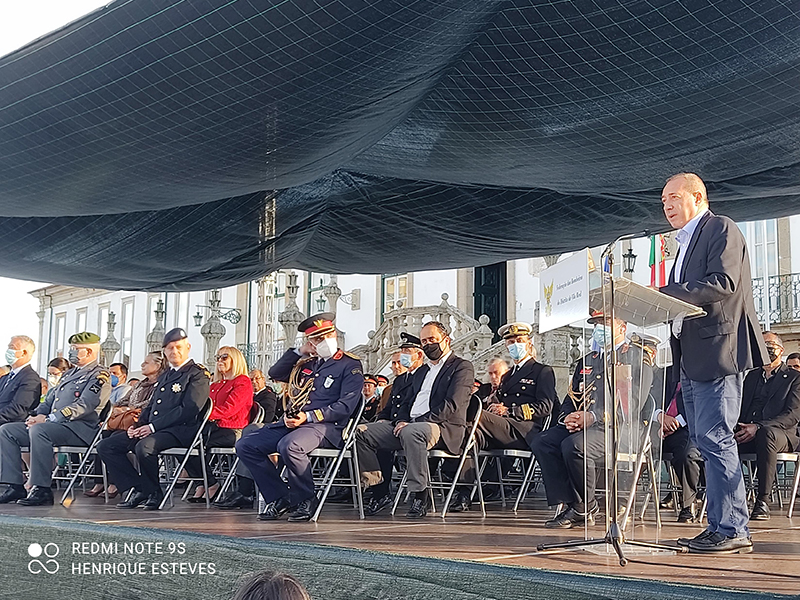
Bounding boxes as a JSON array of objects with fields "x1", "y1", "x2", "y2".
[
  {"x1": 236, "y1": 312, "x2": 363, "y2": 522},
  {"x1": 529, "y1": 311, "x2": 653, "y2": 528},
  {"x1": 0, "y1": 332, "x2": 110, "y2": 506},
  {"x1": 97, "y1": 328, "x2": 210, "y2": 510},
  {"x1": 361, "y1": 374, "x2": 381, "y2": 422},
  {"x1": 357, "y1": 321, "x2": 474, "y2": 518},
  {"x1": 735, "y1": 331, "x2": 800, "y2": 520}
]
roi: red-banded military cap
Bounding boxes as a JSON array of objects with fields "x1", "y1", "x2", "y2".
[{"x1": 298, "y1": 312, "x2": 336, "y2": 338}]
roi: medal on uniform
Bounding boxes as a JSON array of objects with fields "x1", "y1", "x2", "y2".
[
  {"x1": 172, "y1": 383, "x2": 182, "y2": 393},
  {"x1": 324, "y1": 375, "x2": 334, "y2": 389}
]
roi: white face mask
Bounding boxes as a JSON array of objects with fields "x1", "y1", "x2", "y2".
[
  {"x1": 47, "y1": 373, "x2": 62, "y2": 388},
  {"x1": 314, "y1": 337, "x2": 338, "y2": 359}
]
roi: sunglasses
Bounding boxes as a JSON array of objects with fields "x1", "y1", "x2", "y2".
[{"x1": 214, "y1": 354, "x2": 230, "y2": 361}]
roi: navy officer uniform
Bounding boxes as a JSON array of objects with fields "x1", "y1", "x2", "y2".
[
  {"x1": 530, "y1": 311, "x2": 653, "y2": 528},
  {"x1": 97, "y1": 327, "x2": 210, "y2": 510},
  {"x1": 236, "y1": 312, "x2": 363, "y2": 522},
  {"x1": 0, "y1": 332, "x2": 111, "y2": 506}
]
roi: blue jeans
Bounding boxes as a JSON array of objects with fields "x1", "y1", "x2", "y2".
[{"x1": 680, "y1": 368, "x2": 749, "y2": 538}]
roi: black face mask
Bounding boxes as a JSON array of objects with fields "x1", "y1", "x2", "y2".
[
  {"x1": 422, "y1": 341, "x2": 444, "y2": 361},
  {"x1": 767, "y1": 347, "x2": 781, "y2": 362}
]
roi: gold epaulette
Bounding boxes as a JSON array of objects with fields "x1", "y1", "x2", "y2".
[
  {"x1": 343, "y1": 351, "x2": 362, "y2": 361},
  {"x1": 196, "y1": 363, "x2": 212, "y2": 378}
]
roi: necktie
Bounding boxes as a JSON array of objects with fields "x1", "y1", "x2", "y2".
[{"x1": 666, "y1": 382, "x2": 681, "y2": 417}]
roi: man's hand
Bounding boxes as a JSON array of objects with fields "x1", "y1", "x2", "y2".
[
  {"x1": 564, "y1": 411, "x2": 594, "y2": 433},
  {"x1": 393, "y1": 421, "x2": 408, "y2": 436},
  {"x1": 297, "y1": 341, "x2": 316, "y2": 356},
  {"x1": 284, "y1": 412, "x2": 308, "y2": 429},
  {"x1": 128, "y1": 425, "x2": 152, "y2": 439},
  {"x1": 25, "y1": 415, "x2": 47, "y2": 427},
  {"x1": 658, "y1": 413, "x2": 681, "y2": 438},
  {"x1": 734, "y1": 423, "x2": 758, "y2": 444},
  {"x1": 486, "y1": 403, "x2": 509, "y2": 417}
]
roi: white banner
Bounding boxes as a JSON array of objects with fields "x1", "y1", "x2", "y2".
[{"x1": 538, "y1": 248, "x2": 590, "y2": 333}]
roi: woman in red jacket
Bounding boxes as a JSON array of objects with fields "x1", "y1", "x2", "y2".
[{"x1": 186, "y1": 346, "x2": 253, "y2": 502}]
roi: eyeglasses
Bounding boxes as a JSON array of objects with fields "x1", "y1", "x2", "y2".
[{"x1": 214, "y1": 354, "x2": 230, "y2": 361}]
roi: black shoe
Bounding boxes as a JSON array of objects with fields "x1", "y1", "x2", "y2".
[
  {"x1": 365, "y1": 494, "x2": 393, "y2": 516},
  {"x1": 447, "y1": 490, "x2": 471, "y2": 513},
  {"x1": 287, "y1": 496, "x2": 319, "y2": 522},
  {"x1": 326, "y1": 486, "x2": 352, "y2": 504},
  {"x1": 406, "y1": 491, "x2": 430, "y2": 519},
  {"x1": 688, "y1": 531, "x2": 753, "y2": 554},
  {"x1": 17, "y1": 486, "x2": 54, "y2": 506},
  {"x1": 677, "y1": 529, "x2": 714, "y2": 547},
  {"x1": 750, "y1": 500, "x2": 770, "y2": 521},
  {"x1": 214, "y1": 491, "x2": 254, "y2": 510},
  {"x1": 659, "y1": 493, "x2": 675, "y2": 510},
  {"x1": 258, "y1": 496, "x2": 293, "y2": 521},
  {"x1": 142, "y1": 489, "x2": 164, "y2": 511},
  {"x1": 0, "y1": 484, "x2": 27, "y2": 504},
  {"x1": 545, "y1": 503, "x2": 597, "y2": 529},
  {"x1": 117, "y1": 490, "x2": 149, "y2": 509},
  {"x1": 677, "y1": 505, "x2": 697, "y2": 523}
]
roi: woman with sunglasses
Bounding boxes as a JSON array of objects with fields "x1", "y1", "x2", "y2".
[{"x1": 186, "y1": 346, "x2": 253, "y2": 502}]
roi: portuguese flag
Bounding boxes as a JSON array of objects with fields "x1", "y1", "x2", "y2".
[{"x1": 649, "y1": 235, "x2": 666, "y2": 287}]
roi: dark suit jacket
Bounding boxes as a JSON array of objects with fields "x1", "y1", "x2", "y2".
[
  {"x1": 254, "y1": 387, "x2": 278, "y2": 423},
  {"x1": 406, "y1": 353, "x2": 474, "y2": 455},
  {"x1": 495, "y1": 359, "x2": 557, "y2": 437},
  {"x1": 660, "y1": 211, "x2": 768, "y2": 381},
  {"x1": 740, "y1": 363, "x2": 800, "y2": 449},
  {"x1": 0, "y1": 364, "x2": 41, "y2": 425}
]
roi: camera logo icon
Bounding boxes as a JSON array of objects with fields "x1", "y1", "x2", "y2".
[{"x1": 28, "y1": 543, "x2": 59, "y2": 574}]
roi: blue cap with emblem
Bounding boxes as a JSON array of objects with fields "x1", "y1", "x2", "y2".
[{"x1": 163, "y1": 327, "x2": 188, "y2": 347}]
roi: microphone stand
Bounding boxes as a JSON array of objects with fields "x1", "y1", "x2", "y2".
[{"x1": 535, "y1": 235, "x2": 685, "y2": 566}]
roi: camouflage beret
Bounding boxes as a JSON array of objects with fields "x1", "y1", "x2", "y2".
[{"x1": 68, "y1": 332, "x2": 101, "y2": 344}]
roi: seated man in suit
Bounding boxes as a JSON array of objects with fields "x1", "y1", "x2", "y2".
[
  {"x1": 655, "y1": 372, "x2": 704, "y2": 522},
  {"x1": 0, "y1": 332, "x2": 110, "y2": 506},
  {"x1": 357, "y1": 321, "x2": 474, "y2": 518},
  {"x1": 0, "y1": 335, "x2": 42, "y2": 426},
  {"x1": 236, "y1": 313, "x2": 363, "y2": 522},
  {"x1": 97, "y1": 327, "x2": 210, "y2": 510},
  {"x1": 529, "y1": 311, "x2": 653, "y2": 528},
  {"x1": 786, "y1": 352, "x2": 800, "y2": 373},
  {"x1": 735, "y1": 331, "x2": 800, "y2": 520}
]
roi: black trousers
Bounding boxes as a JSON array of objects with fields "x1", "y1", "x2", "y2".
[
  {"x1": 659, "y1": 426, "x2": 703, "y2": 506},
  {"x1": 96, "y1": 427, "x2": 194, "y2": 495},
  {"x1": 529, "y1": 424, "x2": 605, "y2": 508},
  {"x1": 737, "y1": 425, "x2": 794, "y2": 502},
  {"x1": 184, "y1": 423, "x2": 238, "y2": 487}
]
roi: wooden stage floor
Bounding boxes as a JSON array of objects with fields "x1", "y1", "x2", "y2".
[{"x1": 2, "y1": 494, "x2": 798, "y2": 596}]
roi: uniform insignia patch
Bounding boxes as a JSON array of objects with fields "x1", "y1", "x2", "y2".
[
  {"x1": 351, "y1": 368, "x2": 362, "y2": 375},
  {"x1": 520, "y1": 379, "x2": 536, "y2": 385},
  {"x1": 324, "y1": 375, "x2": 334, "y2": 389},
  {"x1": 172, "y1": 383, "x2": 182, "y2": 393},
  {"x1": 302, "y1": 368, "x2": 313, "y2": 376},
  {"x1": 579, "y1": 367, "x2": 593, "y2": 375}
]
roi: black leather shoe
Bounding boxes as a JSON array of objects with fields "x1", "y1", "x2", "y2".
[
  {"x1": 287, "y1": 496, "x2": 319, "y2": 522},
  {"x1": 258, "y1": 496, "x2": 293, "y2": 521},
  {"x1": 545, "y1": 503, "x2": 597, "y2": 529},
  {"x1": 750, "y1": 499, "x2": 770, "y2": 521},
  {"x1": 689, "y1": 531, "x2": 753, "y2": 554},
  {"x1": 677, "y1": 505, "x2": 697, "y2": 523},
  {"x1": 406, "y1": 492, "x2": 430, "y2": 519},
  {"x1": 142, "y1": 490, "x2": 164, "y2": 511},
  {"x1": 326, "y1": 486, "x2": 352, "y2": 504},
  {"x1": 659, "y1": 493, "x2": 675, "y2": 510},
  {"x1": 117, "y1": 490, "x2": 149, "y2": 509},
  {"x1": 447, "y1": 490, "x2": 471, "y2": 513},
  {"x1": 215, "y1": 491, "x2": 254, "y2": 510},
  {"x1": 365, "y1": 494, "x2": 393, "y2": 516},
  {"x1": 17, "y1": 486, "x2": 54, "y2": 506},
  {"x1": 677, "y1": 529, "x2": 713, "y2": 547},
  {"x1": 0, "y1": 484, "x2": 27, "y2": 504}
]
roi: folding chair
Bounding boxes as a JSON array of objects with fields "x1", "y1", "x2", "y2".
[
  {"x1": 307, "y1": 398, "x2": 366, "y2": 522},
  {"x1": 157, "y1": 398, "x2": 214, "y2": 509},
  {"x1": 391, "y1": 394, "x2": 485, "y2": 519},
  {"x1": 777, "y1": 452, "x2": 800, "y2": 518},
  {"x1": 212, "y1": 403, "x2": 266, "y2": 497},
  {"x1": 739, "y1": 452, "x2": 800, "y2": 518},
  {"x1": 56, "y1": 401, "x2": 114, "y2": 504}
]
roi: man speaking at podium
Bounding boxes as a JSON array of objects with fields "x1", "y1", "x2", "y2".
[{"x1": 659, "y1": 172, "x2": 768, "y2": 554}]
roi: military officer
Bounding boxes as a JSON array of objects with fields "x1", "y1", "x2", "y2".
[
  {"x1": 236, "y1": 312, "x2": 363, "y2": 522},
  {"x1": 361, "y1": 332, "x2": 427, "y2": 515},
  {"x1": 0, "y1": 332, "x2": 111, "y2": 506},
  {"x1": 529, "y1": 311, "x2": 653, "y2": 528},
  {"x1": 97, "y1": 327, "x2": 210, "y2": 510}
]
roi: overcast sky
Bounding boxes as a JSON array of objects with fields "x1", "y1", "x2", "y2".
[{"x1": 0, "y1": 1, "x2": 108, "y2": 362}]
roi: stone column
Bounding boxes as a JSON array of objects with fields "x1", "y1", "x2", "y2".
[
  {"x1": 100, "y1": 312, "x2": 121, "y2": 366},
  {"x1": 146, "y1": 297, "x2": 166, "y2": 353},
  {"x1": 278, "y1": 271, "x2": 305, "y2": 349},
  {"x1": 200, "y1": 289, "x2": 226, "y2": 368}
]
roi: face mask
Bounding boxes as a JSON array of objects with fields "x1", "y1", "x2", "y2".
[
  {"x1": 47, "y1": 374, "x2": 61, "y2": 388},
  {"x1": 5, "y1": 349, "x2": 18, "y2": 365},
  {"x1": 400, "y1": 353, "x2": 413, "y2": 368},
  {"x1": 767, "y1": 347, "x2": 781, "y2": 362},
  {"x1": 68, "y1": 348, "x2": 81, "y2": 364},
  {"x1": 110, "y1": 375, "x2": 120, "y2": 387},
  {"x1": 376, "y1": 385, "x2": 386, "y2": 396},
  {"x1": 423, "y1": 341, "x2": 444, "y2": 361},
  {"x1": 592, "y1": 325, "x2": 612, "y2": 348},
  {"x1": 314, "y1": 337, "x2": 337, "y2": 359},
  {"x1": 507, "y1": 342, "x2": 527, "y2": 362}
]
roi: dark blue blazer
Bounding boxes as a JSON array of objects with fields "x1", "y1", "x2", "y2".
[{"x1": 0, "y1": 364, "x2": 42, "y2": 425}]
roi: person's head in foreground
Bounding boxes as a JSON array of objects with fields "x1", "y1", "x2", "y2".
[{"x1": 233, "y1": 570, "x2": 311, "y2": 600}]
